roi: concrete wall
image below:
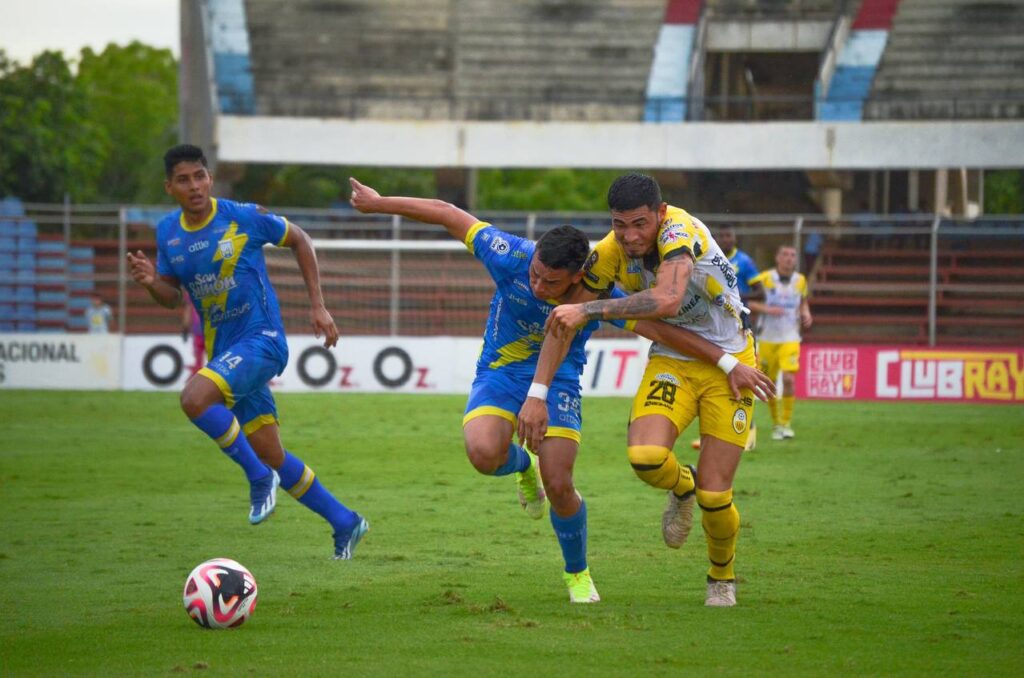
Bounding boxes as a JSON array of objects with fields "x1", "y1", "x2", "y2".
[{"x1": 217, "y1": 116, "x2": 1024, "y2": 170}]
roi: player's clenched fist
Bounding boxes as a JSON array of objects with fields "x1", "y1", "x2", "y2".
[
  {"x1": 545, "y1": 303, "x2": 588, "y2": 340},
  {"x1": 126, "y1": 250, "x2": 156, "y2": 287}
]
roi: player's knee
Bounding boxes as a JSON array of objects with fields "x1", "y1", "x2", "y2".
[
  {"x1": 781, "y1": 372, "x2": 796, "y2": 391},
  {"x1": 542, "y1": 472, "x2": 575, "y2": 507},
  {"x1": 627, "y1": 445, "x2": 670, "y2": 470},
  {"x1": 179, "y1": 386, "x2": 206, "y2": 419},
  {"x1": 463, "y1": 440, "x2": 503, "y2": 474}
]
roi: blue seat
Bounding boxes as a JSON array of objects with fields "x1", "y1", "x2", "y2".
[
  {"x1": 17, "y1": 321, "x2": 38, "y2": 331},
  {"x1": 0, "y1": 236, "x2": 15, "y2": 252},
  {"x1": 35, "y1": 240, "x2": 67, "y2": 253}
]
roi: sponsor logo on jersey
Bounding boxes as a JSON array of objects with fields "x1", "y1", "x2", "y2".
[
  {"x1": 187, "y1": 272, "x2": 238, "y2": 298},
  {"x1": 654, "y1": 372, "x2": 679, "y2": 385},
  {"x1": 208, "y1": 301, "x2": 251, "y2": 327},
  {"x1": 626, "y1": 259, "x2": 642, "y2": 274},
  {"x1": 170, "y1": 255, "x2": 185, "y2": 264},
  {"x1": 507, "y1": 293, "x2": 529, "y2": 306},
  {"x1": 188, "y1": 240, "x2": 210, "y2": 253},
  {"x1": 490, "y1": 236, "x2": 510, "y2": 255},
  {"x1": 658, "y1": 224, "x2": 688, "y2": 246},
  {"x1": 168, "y1": 238, "x2": 181, "y2": 247},
  {"x1": 710, "y1": 253, "x2": 737, "y2": 288}
]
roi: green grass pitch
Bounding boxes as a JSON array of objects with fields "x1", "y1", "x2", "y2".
[{"x1": 1, "y1": 391, "x2": 1022, "y2": 676}]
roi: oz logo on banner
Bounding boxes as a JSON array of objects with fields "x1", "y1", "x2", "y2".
[{"x1": 297, "y1": 345, "x2": 433, "y2": 390}]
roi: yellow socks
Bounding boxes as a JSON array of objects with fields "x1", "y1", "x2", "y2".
[
  {"x1": 697, "y1": 487, "x2": 740, "y2": 581},
  {"x1": 781, "y1": 395, "x2": 795, "y2": 426},
  {"x1": 627, "y1": 445, "x2": 695, "y2": 496}
]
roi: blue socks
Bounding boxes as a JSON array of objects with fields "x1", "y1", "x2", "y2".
[
  {"x1": 190, "y1": 405, "x2": 269, "y2": 482},
  {"x1": 278, "y1": 451, "x2": 358, "y2": 533},
  {"x1": 550, "y1": 499, "x2": 588, "y2": 574},
  {"x1": 492, "y1": 443, "x2": 530, "y2": 476}
]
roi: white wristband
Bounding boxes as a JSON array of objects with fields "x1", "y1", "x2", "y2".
[
  {"x1": 527, "y1": 382, "x2": 549, "y2": 400},
  {"x1": 716, "y1": 354, "x2": 739, "y2": 375}
]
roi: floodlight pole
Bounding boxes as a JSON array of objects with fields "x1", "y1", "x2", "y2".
[{"x1": 118, "y1": 207, "x2": 128, "y2": 336}]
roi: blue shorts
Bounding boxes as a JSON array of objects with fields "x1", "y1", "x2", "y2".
[
  {"x1": 463, "y1": 368, "x2": 583, "y2": 443},
  {"x1": 197, "y1": 334, "x2": 286, "y2": 435}
]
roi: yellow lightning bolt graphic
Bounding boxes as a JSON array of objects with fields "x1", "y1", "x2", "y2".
[{"x1": 201, "y1": 221, "x2": 249, "y2": 356}]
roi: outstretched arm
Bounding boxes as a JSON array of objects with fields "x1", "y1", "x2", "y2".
[
  {"x1": 282, "y1": 222, "x2": 339, "y2": 348},
  {"x1": 349, "y1": 177, "x2": 478, "y2": 242}
]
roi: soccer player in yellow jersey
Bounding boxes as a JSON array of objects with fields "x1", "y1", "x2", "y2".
[
  {"x1": 748, "y1": 245, "x2": 812, "y2": 440},
  {"x1": 542, "y1": 174, "x2": 762, "y2": 607}
]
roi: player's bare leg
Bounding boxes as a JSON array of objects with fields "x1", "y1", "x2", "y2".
[
  {"x1": 179, "y1": 373, "x2": 277, "y2": 524},
  {"x1": 627, "y1": 414, "x2": 697, "y2": 549},
  {"x1": 538, "y1": 436, "x2": 598, "y2": 602},
  {"x1": 780, "y1": 371, "x2": 797, "y2": 438},
  {"x1": 696, "y1": 435, "x2": 743, "y2": 607}
]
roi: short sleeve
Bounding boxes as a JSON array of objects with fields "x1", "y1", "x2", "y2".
[
  {"x1": 740, "y1": 256, "x2": 760, "y2": 286},
  {"x1": 155, "y1": 222, "x2": 176, "y2": 278},
  {"x1": 656, "y1": 220, "x2": 698, "y2": 262},
  {"x1": 240, "y1": 203, "x2": 289, "y2": 247},
  {"x1": 581, "y1": 232, "x2": 620, "y2": 293},
  {"x1": 750, "y1": 270, "x2": 770, "y2": 288},
  {"x1": 465, "y1": 222, "x2": 530, "y2": 281},
  {"x1": 798, "y1": 274, "x2": 810, "y2": 298}
]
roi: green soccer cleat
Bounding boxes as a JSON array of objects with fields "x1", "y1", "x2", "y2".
[
  {"x1": 563, "y1": 568, "x2": 601, "y2": 603},
  {"x1": 515, "y1": 452, "x2": 546, "y2": 520}
]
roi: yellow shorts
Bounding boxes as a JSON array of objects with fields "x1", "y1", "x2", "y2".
[
  {"x1": 760, "y1": 340, "x2": 801, "y2": 376},
  {"x1": 630, "y1": 336, "x2": 757, "y2": 447}
]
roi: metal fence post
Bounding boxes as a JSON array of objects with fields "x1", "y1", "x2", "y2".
[
  {"x1": 118, "y1": 206, "x2": 128, "y2": 335},
  {"x1": 928, "y1": 215, "x2": 940, "y2": 347},
  {"x1": 526, "y1": 213, "x2": 536, "y2": 241},
  {"x1": 390, "y1": 214, "x2": 401, "y2": 336},
  {"x1": 793, "y1": 216, "x2": 804, "y2": 267}
]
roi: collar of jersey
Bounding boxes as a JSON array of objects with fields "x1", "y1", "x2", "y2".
[
  {"x1": 179, "y1": 198, "x2": 218, "y2": 232},
  {"x1": 726, "y1": 247, "x2": 737, "y2": 258}
]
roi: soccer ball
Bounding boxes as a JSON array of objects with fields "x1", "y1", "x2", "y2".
[{"x1": 182, "y1": 558, "x2": 258, "y2": 629}]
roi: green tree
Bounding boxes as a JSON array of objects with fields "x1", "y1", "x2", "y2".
[
  {"x1": 0, "y1": 50, "x2": 106, "y2": 202},
  {"x1": 235, "y1": 165, "x2": 435, "y2": 207},
  {"x1": 76, "y1": 42, "x2": 178, "y2": 203},
  {"x1": 984, "y1": 170, "x2": 1024, "y2": 214},
  {"x1": 476, "y1": 169, "x2": 627, "y2": 211}
]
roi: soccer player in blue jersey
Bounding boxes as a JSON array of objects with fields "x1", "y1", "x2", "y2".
[
  {"x1": 126, "y1": 144, "x2": 368, "y2": 559},
  {"x1": 348, "y1": 177, "x2": 773, "y2": 602}
]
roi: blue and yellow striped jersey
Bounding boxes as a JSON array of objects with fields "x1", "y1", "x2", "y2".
[
  {"x1": 155, "y1": 198, "x2": 290, "y2": 358},
  {"x1": 465, "y1": 222, "x2": 605, "y2": 380}
]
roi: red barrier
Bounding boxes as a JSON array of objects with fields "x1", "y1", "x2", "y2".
[{"x1": 797, "y1": 344, "x2": 1024, "y2": 403}]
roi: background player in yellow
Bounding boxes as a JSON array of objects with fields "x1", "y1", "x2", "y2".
[
  {"x1": 543, "y1": 173, "x2": 761, "y2": 607},
  {"x1": 748, "y1": 245, "x2": 812, "y2": 440}
]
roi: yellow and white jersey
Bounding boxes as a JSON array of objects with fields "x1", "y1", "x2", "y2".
[
  {"x1": 751, "y1": 268, "x2": 808, "y2": 344},
  {"x1": 583, "y1": 205, "x2": 747, "y2": 359}
]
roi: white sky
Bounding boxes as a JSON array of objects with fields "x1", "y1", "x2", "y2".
[{"x1": 0, "y1": 0, "x2": 179, "y2": 64}]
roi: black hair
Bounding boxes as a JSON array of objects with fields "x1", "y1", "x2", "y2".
[
  {"x1": 164, "y1": 144, "x2": 208, "y2": 177},
  {"x1": 607, "y1": 173, "x2": 661, "y2": 212},
  {"x1": 535, "y1": 224, "x2": 590, "y2": 272}
]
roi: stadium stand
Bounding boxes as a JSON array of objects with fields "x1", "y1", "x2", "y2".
[
  {"x1": 818, "y1": 0, "x2": 900, "y2": 120},
  {"x1": 806, "y1": 229, "x2": 1024, "y2": 345},
  {"x1": 240, "y1": 0, "x2": 666, "y2": 121},
  {"x1": 867, "y1": 0, "x2": 1024, "y2": 119},
  {"x1": 645, "y1": 0, "x2": 702, "y2": 122}
]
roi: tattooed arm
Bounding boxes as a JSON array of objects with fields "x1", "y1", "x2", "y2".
[{"x1": 545, "y1": 255, "x2": 692, "y2": 339}]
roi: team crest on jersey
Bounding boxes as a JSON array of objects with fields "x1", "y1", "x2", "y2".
[
  {"x1": 218, "y1": 239, "x2": 236, "y2": 259},
  {"x1": 731, "y1": 408, "x2": 748, "y2": 434},
  {"x1": 490, "y1": 236, "x2": 510, "y2": 255},
  {"x1": 658, "y1": 224, "x2": 688, "y2": 246}
]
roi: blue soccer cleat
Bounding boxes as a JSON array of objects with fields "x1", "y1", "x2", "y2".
[
  {"x1": 332, "y1": 516, "x2": 370, "y2": 560},
  {"x1": 248, "y1": 468, "x2": 279, "y2": 525}
]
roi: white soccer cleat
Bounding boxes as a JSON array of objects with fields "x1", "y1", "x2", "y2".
[
  {"x1": 771, "y1": 425, "x2": 785, "y2": 441},
  {"x1": 661, "y1": 466, "x2": 697, "y2": 549},
  {"x1": 705, "y1": 579, "x2": 737, "y2": 607},
  {"x1": 781, "y1": 425, "x2": 795, "y2": 439}
]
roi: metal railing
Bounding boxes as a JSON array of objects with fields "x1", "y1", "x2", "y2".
[{"x1": 2, "y1": 204, "x2": 1022, "y2": 346}]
